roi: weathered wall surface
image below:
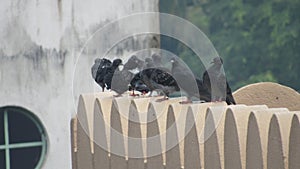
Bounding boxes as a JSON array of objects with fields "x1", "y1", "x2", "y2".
[{"x1": 0, "y1": 0, "x2": 159, "y2": 169}]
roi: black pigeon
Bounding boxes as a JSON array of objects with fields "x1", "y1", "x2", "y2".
[
  {"x1": 110, "y1": 56, "x2": 144, "y2": 96},
  {"x1": 130, "y1": 57, "x2": 172, "y2": 97},
  {"x1": 103, "y1": 58, "x2": 123, "y2": 91},
  {"x1": 195, "y1": 78, "x2": 212, "y2": 102},
  {"x1": 202, "y1": 57, "x2": 236, "y2": 105},
  {"x1": 170, "y1": 57, "x2": 211, "y2": 104},
  {"x1": 92, "y1": 58, "x2": 111, "y2": 91},
  {"x1": 131, "y1": 68, "x2": 180, "y2": 101}
]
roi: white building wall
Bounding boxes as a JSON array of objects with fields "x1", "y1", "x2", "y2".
[{"x1": 0, "y1": 0, "x2": 159, "y2": 168}]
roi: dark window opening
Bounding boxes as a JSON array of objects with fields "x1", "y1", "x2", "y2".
[{"x1": 0, "y1": 107, "x2": 47, "y2": 169}]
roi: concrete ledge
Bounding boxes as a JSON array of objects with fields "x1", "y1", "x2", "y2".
[
  {"x1": 233, "y1": 82, "x2": 300, "y2": 111},
  {"x1": 72, "y1": 83, "x2": 300, "y2": 169}
]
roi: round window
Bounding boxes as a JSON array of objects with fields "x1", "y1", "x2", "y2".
[{"x1": 0, "y1": 107, "x2": 47, "y2": 169}]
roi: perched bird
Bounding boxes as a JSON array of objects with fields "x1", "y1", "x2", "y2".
[
  {"x1": 103, "y1": 58, "x2": 123, "y2": 91},
  {"x1": 91, "y1": 58, "x2": 102, "y2": 79},
  {"x1": 124, "y1": 55, "x2": 144, "y2": 70},
  {"x1": 151, "y1": 53, "x2": 163, "y2": 68},
  {"x1": 195, "y1": 78, "x2": 212, "y2": 102},
  {"x1": 225, "y1": 82, "x2": 236, "y2": 105},
  {"x1": 202, "y1": 57, "x2": 236, "y2": 105},
  {"x1": 92, "y1": 58, "x2": 111, "y2": 91},
  {"x1": 110, "y1": 56, "x2": 144, "y2": 96},
  {"x1": 144, "y1": 57, "x2": 155, "y2": 68},
  {"x1": 170, "y1": 57, "x2": 211, "y2": 104},
  {"x1": 131, "y1": 68, "x2": 180, "y2": 101}
]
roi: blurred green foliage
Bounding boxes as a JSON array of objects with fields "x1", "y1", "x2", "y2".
[{"x1": 159, "y1": 0, "x2": 300, "y2": 91}]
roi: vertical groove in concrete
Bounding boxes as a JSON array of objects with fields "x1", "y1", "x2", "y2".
[
  {"x1": 184, "y1": 107, "x2": 201, "y2": 169},
  {"x1": 267, "y1": 115, "x2": 284, "y2": 169},
  {"x1": 165, "y1": 105, "x2": 181, "y2": 169},
  {"x1": 128, "y1": 101, "x2": 145, "y2": 169},
  {"x1": 249, "y1": 110, "x2": 274, "y2": 169},
  {"x1": 93, "y1": 99, "x2": 109, "y2": 169},
  {"x1": 194, "y1": 102, "x2": 216, "y2": 167},
  {"x1": 289, "y1": 114, "x2": 300, "y2": 169},
  {"x1": 274, "y1": 112, "x2": 294, "y2": 169},
  {"x1": 246, "y1": 113, "x2": 263, "y2": 169},
  {"x1": 204, "y1": 108, "x2": 222, "y2": 169},
  {"x1": 224, "y1": 109, "x2": 242, "y2": 169},
  {"x1": 110, "y1": 100, "x2": 127, "y2": 169},
  {"x1": 146, "y1": 103, "x2": 164, "y2": 169},
  {"x1": 76, "y1": 96, "x2": 94, "y2": 169}
]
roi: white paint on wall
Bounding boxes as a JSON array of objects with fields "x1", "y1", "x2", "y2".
[{"x1": 0, "y1": 0, "x2": 159, "y2": 169}]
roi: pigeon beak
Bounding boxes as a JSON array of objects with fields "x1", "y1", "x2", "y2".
[{"x1": 170, "y1": 60, "x2": 175, "y2": 63}]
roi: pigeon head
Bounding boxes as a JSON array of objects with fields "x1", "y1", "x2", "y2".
[
  {"x1": 151, "y1": 54, "x2": 161, "y2": 63},
  {"x1": 145, "y1": 58, "x2": 154, "y2": 68},
  {"x1": 170, "y1": 57, "x2": 179, "y2": 65},
  {"x1": 124, "y1": 55, "x2": 144, "y2": 69},
  {"x1": 112, "y1": 59, "x2": 123, "y2": 66}
]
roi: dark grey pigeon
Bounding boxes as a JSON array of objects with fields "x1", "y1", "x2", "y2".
[
  {"x1": 124, "y1": 55, "x2": 144, "y2": 70},
  {"x1": 170, "y1": 57, "x2": 210, "y2": 104},
  {"x1": 202, "y1": 57, "x2": 236, "y2": 105},
  {"x1": 110, "y1": 56, "x2": 144, "y2": 96},
  {"x1": 103, "y1": 59, "x2": 123, "y2": 91},
  {"x1": 145, "y1": 57, "x2": 155, "y2": 68},
  {"x1": 151, "y1": 53, "x2": 163, "y2": 68}
]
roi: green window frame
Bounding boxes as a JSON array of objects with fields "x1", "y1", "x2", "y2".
[{"x1": 0, "y1": 107, "x2": 47, "y2": 169}]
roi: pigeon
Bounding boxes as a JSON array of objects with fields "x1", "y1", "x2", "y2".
[
  {"x1": 145, "y1": 57, "x2": 155, "y2": 68},
  {"x1": 91, "y1": 58, "x2": 102, "y2": 79},
  {"x1": 170, "y1": 57, "x2": 211, "y2": 104},
  {"x1": 202, "y1": 57, "x2": 236, "y2": 105},
  {"x1": 110, "y1": 56, "x2": 144, "y2": 96},
  {"x1": 131, "y1": 68, "x2": 180, "y2": 101},
  {"x1": 225, "y1": 82, "x2": 236, "y2": 105},
  {"x1": 92, "y1": 58, "x2": 112, "y2": 91},
  {"x1": 103, "y1": 58, "x2": 123, "y2": 91},
  {"x1": 130, "y1": 56, "x2": 174, "y2": 97},
  {"x1": 124, "y1": 55, "x2": 144, "y2": 70},
  {"x1": 151, "y1": 53, "x2": 164, "y2": 68},
  {"x1": 195, "y1": 78, "x2": 212, "y2": 102}
]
